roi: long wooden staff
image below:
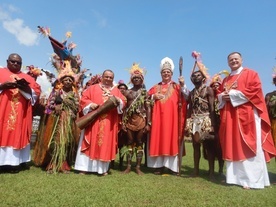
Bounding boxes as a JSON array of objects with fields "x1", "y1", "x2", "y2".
[{"x1": 178, "y1": 56, "x2": 183, "y2": 176}]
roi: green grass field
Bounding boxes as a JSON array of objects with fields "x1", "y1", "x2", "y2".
[{"x1": 0, "y1": 142, "x2": 276, "y2": 207}]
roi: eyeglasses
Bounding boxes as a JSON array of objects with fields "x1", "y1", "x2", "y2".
[{"x1": 8, "y1": 60, "x2": 22, "y2": 65}]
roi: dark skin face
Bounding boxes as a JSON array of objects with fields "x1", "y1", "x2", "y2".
[
  {"x1": 0, "y1": 53, "x2": 29, "y2": 92},
  {"x1": 7, "y1": 54, "x2": 22, "y2": 73},
  {"x1": 131, "y1": 76, "x2": 143, "y2": 88},
  {"x1": 211, "y1": 82, "x2": 220, "y2": 91},
  {"x1": 61, "y1": 76, "x2": 74, "y2": 92},
  {"x1": 191, "y1": 71, "x2": 205, "y2": 87},
  {"x1": 118, "y1": 85, "x2": 127, "y2": 94}
]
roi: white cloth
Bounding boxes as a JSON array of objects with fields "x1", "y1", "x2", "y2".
[
  {"x1": 0, "y1": 144, "x2": 30, "y2": 166},
  {"x1": 181, "y1": 84, "x2": 190, "y2": 100},
  {"x1": 74, "y1": 130, "x2": 109, "y2": 174},
  {"x1": 146, "y1": 137, "x2": 183, "y2": 173},
  {"x1": 225, "y1": 108, "x2": 270, "y2": 189}
]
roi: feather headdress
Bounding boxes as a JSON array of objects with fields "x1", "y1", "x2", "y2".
[
  {"x1": 191, "y1": 51, "x2": 210, "y2": 83},
  {"x1": 128, "y1": 62, "x2": 146, "y2": 82},
  {"x1": 210, "y1": 70, "x2": 230, "y2": 87},
  {"x1": 26, "y1": 65, "x2": 43, "y2": 80},
  {"x1": 84, "y1": 74, "x2": 102, "y2": 90},
  {"x1": 38, "y1": 26, "x2": 85, "y2": 85},
  {"x1": 37, "y1": 26, "x2": 51, "y2": 36}
]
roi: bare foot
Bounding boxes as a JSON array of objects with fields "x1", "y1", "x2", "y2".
[
  {"x1": 122, "y1": 167, "x2": 131, "y2": 174},
  {"x1": 135, "y1": 167, "x2": 144, "y2": 175},
  {"x1": 101, "y1": 172, "x2": 108, "y2": 176},
  {"x1": 47, "y1": 170, "x2": 53, "y2": 174}
]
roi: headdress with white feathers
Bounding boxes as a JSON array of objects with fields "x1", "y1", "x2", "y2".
[{"x1": 160, "y1": 57, "x2": 174, "y2": 72}]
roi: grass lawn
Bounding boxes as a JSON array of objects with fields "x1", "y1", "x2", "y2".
[{"x1": 0, "y1": 142, "x2": 276, "y2": 207}]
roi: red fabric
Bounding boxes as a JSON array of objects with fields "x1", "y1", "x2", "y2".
[
  {"x1": 148, "y1": 82, "x2": 187, "y2": 156},
  {"x1": 0, "y1": 68, "x2": 41, "y2": 149},
  {"x1": 219, "y1": 68, "x2": 276, "y2": 162},
  {"x1": 80, "y1": 84, "x2": 125, "y2": 161}
]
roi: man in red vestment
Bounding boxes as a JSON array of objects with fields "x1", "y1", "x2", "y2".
[
  {"x1": 74, "y1": 70, "x2": 125, "y2": 175},
  {"x1": 0, "y1": 53, "x2": 41, "y2": 171},
  {"x1": 218, "y1": 52, "x2": 276, "y2": 189},
  {"x1": 147, "y1": 57, "x2": 188, "y2": 175}
]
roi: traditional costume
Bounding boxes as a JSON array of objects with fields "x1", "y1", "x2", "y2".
[
  {"x1": 218, "y1": 67, "x2": 276, "y2": 188},
  {"x1": 33, "y1": 28, "x2": 81, "y2": 173},
  {"x1": 185, "y1": 51, "x2": 214, "y2": 141},
  {"x1": 265, "y1": 69, "x2": 276, "y2": 147},
  {"x1": 0, "y1": 68, "x2": 41, "y2": 166},
  {"x1": 147, "y1": 57, "x2": 188, "y2": 173},
  {"x1": 121, "y1": 63, "x2": 150, "y2": 174}
]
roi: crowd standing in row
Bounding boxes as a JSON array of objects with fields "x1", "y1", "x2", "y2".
[{"x1": 0, "y1": 27, "x2": 276, "y2": 190}]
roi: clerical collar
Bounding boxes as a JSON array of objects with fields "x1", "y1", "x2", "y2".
[{"x1": 230, "y1": 66, "x2": 243, "y2": 76}]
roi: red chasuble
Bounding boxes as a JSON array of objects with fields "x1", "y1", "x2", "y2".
[
  {"x1": 148, "y1": 82, "x2": 187, "y2": 156},
  {"x1": 80, "y1": 84, "x2": 125, "y2": 161},
  {"x1": 0, "y1": 68, "x2": 41, "y2": 149},
  {"x1": 219, "y1": 68, "x2": 276, "y2": 162}
]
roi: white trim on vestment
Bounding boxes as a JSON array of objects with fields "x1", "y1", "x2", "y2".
[
  {"x1": 0, "y1": 144, "x2": 30, "y2": 166},
  {"x1": 225, "y1": 108, "x2": 270, "y2": 189},
  {"x1": 74, "y1": 130, "x2": 109, "y2": 174},
  {"x1": 146, "y1": 137, "x2": 182, "y2": 173}
]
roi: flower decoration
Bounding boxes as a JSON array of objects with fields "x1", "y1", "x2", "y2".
[
  {"x1": 191, "y1": 51, "x2": 201, "y2": 61},
  {"x1": 191, "y1": 51, "x2": 210, "y2": 83},
  {"x1": 66, "y1": 31, "x2": 72, "y2": 38}
]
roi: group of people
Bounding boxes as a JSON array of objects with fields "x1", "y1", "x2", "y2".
[{"x1": 0, "y1": 52, "x2": 276, "y2": 190}]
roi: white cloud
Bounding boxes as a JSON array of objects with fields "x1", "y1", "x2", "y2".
[
  {"x1": 0, "y1": 7, "x2": 9, "y2": 20},
  {"x1": 91, "y1": 9, "x2": 107, "y2": 28},
  {"x1": 7, "y1": 5, "x2": 19, "y2": 13},
  {"x1": 21, "y1": 67, "x2": 52, "y2": 97},
  {"x1": 0, "y1": 5, "x2": 39, "y2": 46},
  {"x1": 36, "y1": 73, "x2": 52, "y2": 97}
]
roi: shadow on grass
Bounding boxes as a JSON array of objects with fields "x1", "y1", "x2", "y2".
[
  {"x1": 182, "y1": 165, "x2": 227, "y2": 186},
  {"x1": 0, "y1": 162, "x2": 31, "y2": 174},
  {"x1": 268, "y1": 171, "x2": 276, "y2": 185}
]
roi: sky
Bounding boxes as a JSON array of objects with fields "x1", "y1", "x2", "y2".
[{"x1": 0, "y1": 0, "x2": 276, "y2": 96}]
